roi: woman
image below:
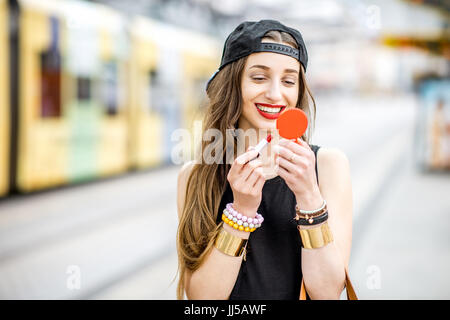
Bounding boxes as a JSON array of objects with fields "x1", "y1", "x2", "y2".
[{"x1": 176, "y1": 20, "x2": 353, "y2": 300}]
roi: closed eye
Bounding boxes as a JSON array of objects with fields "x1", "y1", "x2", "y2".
[{"x1": 252, "y1": 77, "x2": 266, "y2": 81}]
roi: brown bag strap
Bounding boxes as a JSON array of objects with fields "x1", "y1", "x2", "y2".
[
  {"x1": 300, "y1": 268, "x2": 358, "y2": 300},
  {"x1": 300, "y1": 279, "x2": 307, "y2": 300}
]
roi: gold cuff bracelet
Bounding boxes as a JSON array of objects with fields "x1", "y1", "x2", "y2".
[
  {"x1": 214, "y1": 227, "x2": 248, "y2": 257},
  {"x1": 299, "y1": 221, "x2": 334, "y2": 249}
]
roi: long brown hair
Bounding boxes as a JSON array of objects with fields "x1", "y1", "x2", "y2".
[{"x1": 176, "y1": 30, "x2": 316, "y2": 299}]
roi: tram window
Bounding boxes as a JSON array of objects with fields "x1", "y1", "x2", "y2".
[
  {"x1": 77, "y1": 77, "x2": 91, "y2": 101},
  {"x1": 149, "y1": 69, "x2": 169, "y2": 114},
  {"x1": 40, "y1": 50, "x2": 61, "y2": 117},
  {"x1": 100, "y1": 62, "x2": 118, "y2": 116}
]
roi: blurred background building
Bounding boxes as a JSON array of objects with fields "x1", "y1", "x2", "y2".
[{"x1": 0, "y1": 0, "x2": 449, "y2": 299}]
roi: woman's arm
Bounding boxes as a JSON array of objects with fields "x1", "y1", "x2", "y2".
[
  {"x1": 177, "y1": 156, "x2": 263, "y2": 300},
  {"x1": 299, "y1": 148, "x2": 352, "y2": 299},
  {"x1": 178, "y1": 162, "x2": 241, "y2": 299},
  {"x1": 182, "y1": 226, "x2": 248, "y2": 300},
  {"x1": 273, "y1": 139, "x2": 352, "y2": 299}
]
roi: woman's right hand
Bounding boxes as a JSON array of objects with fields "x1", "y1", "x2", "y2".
[{"x1": 227, "y1": 147, "x2": 266, "y2": 217}]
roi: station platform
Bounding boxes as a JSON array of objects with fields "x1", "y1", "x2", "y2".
[{"x1": 0, "y1": 93, "x2": 448, "y2": 299}]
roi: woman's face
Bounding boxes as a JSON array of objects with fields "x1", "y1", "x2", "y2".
[{"x1": 239, "y1": 48, "x2": 300, "y2": 133}]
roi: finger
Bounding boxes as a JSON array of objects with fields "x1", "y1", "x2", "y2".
[
  {"x1": 274, "y1": 145, "x2": 307, "y2": 168},
  {"x1": 233, "y1": 161, "x2": 262, "y2": 192},
  {"x1": 247, "y1": 167, "x2": 263, "y2": 187},
  {"x1": 296, "y1": 138, "x2": 309, "y2": 148},
  {"x1": 278, "y1": 138, "x2": 311, "y2": 158},
  {"x1": 229, "y1": 149, "x2": 259, "y2": 180},
  {"x1": 276, "y1": 155, "x2": 295, "y2": 173},
  {"x1": 241, "y1": 159, "x2": 263, "y2": 181},
  {"x1": 253, "y1": 173, "x2": 266, "y2": 189},
  {"x1": 277, "y1": 153, "x2": 309, "y2": 173},
  {"x1": 275, "y1": 162, "x2": 290, "y2": 181},
  {"x1": 253, "y1": 177, "x2": 266, "y2": 191},
  {"x1": 235, "y1": 149, "x2": 259, "y2": 167},
  {"x1": 283, "y1": 139, "x2": 310, "y2": 156},
  {"x1": 273, "y1": 145, "x2": 295, "y2": 161}
]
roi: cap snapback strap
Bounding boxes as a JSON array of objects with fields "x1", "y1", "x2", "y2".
[{"x1": 254, "y1": 42, "x2": 300, "y2": 60}]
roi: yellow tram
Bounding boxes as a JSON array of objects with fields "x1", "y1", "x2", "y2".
[
  {"x1": 2, "y1": 0, "x2": 220, "y2": 195},
  {"x1": 14, "y1": 0, "x2": 130, "y2": 192},
  {"x1": 128, "y1": 17, "x2": 219, "y2": 169},
  {"x1": 0, "y1": 0, "x2": 9, "y2": 196}
]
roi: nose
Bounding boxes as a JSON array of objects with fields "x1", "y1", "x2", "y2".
[{"x1": 265, "y1": 79, "x2": 282, "y2": 102}]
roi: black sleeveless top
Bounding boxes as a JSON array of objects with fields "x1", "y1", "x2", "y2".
[{"x1": 216, "y1": 144, "x2": 321, "y2": 300}]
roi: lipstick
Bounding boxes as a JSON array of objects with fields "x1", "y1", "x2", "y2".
[
  {"x1": 254, "y1": 134, "x2": 272, "y2": 153},
  {"x1": 249, "y1": 134, "x2": 272, "y2": 162}
]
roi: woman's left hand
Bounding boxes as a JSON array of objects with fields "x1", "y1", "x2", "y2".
[{"x1": 273, "y1": 138, "x2": 323, "y2": 209}]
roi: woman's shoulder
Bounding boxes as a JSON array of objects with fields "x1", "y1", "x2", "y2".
[
  {"x1": 316, "y1": 146, "x2": 351, "y2": 189},
  {"x1": 177, "y1": 161, "x2": 196, "y2": 195},
  {"x1": 316, "y1": 146, "x2": 349, "y2": 166},
  {"x1": 178, "y1": 160, "x2": 195, "y2": 178},
  {"x1": 177, "y1": 161, "x2": 196, "y2": 220}
]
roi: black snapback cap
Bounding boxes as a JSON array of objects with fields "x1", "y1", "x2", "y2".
[{"x1": 206, "y1": 19, "x2": 308, "y2": 91}]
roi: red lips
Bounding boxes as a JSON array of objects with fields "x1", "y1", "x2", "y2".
[{"x1": 255, "y1": 103, "x2": 286, "y2": 120}]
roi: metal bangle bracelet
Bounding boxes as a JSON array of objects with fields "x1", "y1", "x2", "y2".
[
  {"x1": 296, "y1": 211, "x2": 328, "y2": 226},
  {"x1": 214, "y1": 226, "x2": 248, "y2": 257},
  {"x1": 299, "y1": 221, "x2": 334, "y2": 249}
]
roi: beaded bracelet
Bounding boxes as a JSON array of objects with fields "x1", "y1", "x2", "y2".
[
  {"x1": 222, "y1": 203, "x2": 264, "y2": 232},
  {"x1": 296, "y1": 199, "x2": 327, "y2": 215}
]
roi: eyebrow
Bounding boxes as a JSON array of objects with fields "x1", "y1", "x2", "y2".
[{"x1": 249, "y1": 64, "x2": 299, "y2": 74}]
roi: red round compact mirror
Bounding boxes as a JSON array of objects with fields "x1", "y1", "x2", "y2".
[{"x1": 276, "y1": 108, "x2": 308, "y2": 141}]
